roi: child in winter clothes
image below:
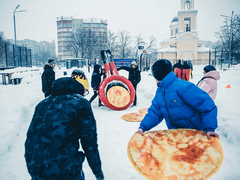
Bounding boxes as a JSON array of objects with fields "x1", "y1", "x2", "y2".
[
  {"x1": 197, "y1": 65, "x2": 220, "y2": 100},
  {"x1": 136, "y1": 59, "x2": 219, "y2": 140},
  {"x1": 117, "y1": 61, "x2": 141, "y2": 106},
  {"x1": 89, "y1": 64, "x2": 104, "y2": 106},
  {"x1": 25, "y1": 73, "x2": 104, "y2": 180}
]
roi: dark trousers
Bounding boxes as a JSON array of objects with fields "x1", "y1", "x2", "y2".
[
  {"x1": 133, "y1": 84, "x2": 137, "y2": 105},
  {"x1": 44, "y1": 92, "x2": 51, "y2": 98},
  {"x1": 89, "y1": 90, "x2": 102, "y2": 104},
  {"x1": 76, "y1": 170, "x2": 85, "y2": 180}
]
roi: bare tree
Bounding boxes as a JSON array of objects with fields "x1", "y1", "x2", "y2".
[
  {"x1": 117, "y1": 30, "x2": 132, "y2": 58},
  {"x1": 69, "y1": 28, "x2": 86, "y2": 58},
  {"x1": 107, "y1": 30, "x2": 118, "y2": 58},
  {"x1": 231, "y1": 14, "x2": 240, "y2": 53},
  {"x1": 134, "y1": 34, "x2": 146, "y2": 58},
  {"x1": 0, "y1": 31, "x2": 6, "y2": 66},
  {"x1": 94, "y1": 30, "x2": 107, "y2": 60},
  {"x1": 147, "y1": 36, "x2": 156, "y2": 50},
  {"x1": 85, "y1": 29, "x2": 95, "y2": 61},
  {"x1": 146, "y1": 36, "x2": 158, "y2": 65},
  {"x1": 70, "y1": 28, "x2": 108, "y2": 62},
  {"x1": 138, "y1": 36, "x2": 157, "y2": 71},
  {"x1": 215, "y1": 13, "x2": 240, "y2": 54}
]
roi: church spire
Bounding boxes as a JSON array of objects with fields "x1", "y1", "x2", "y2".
[{"x1": 181, "y1": 0, "x2": 194, "y2": 10}]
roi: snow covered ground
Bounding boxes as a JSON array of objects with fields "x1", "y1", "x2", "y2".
[{"x1": 0, "y1": 63, "x2": 240, "y2": 180}]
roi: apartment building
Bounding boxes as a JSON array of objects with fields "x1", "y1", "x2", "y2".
[{"x1": 56, "y1": 16, "x2": 108, "y2": 61}]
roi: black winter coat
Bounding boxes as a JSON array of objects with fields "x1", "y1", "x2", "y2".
[
  {"x1": 25, "y1": 77, "x2": 103, "y2": 180},
  {"x1": 41, "y1": 63, "x2": 55, "y2": 95},
  {"x1": 118, "y1": 66, "x2": 141, "y2": 86},
  {"x1": 91, "y1": 64, "x2": 102, "y2": 90},
  {"x1": 182, "y1": 62, "x2": 191, "y2": 69}
]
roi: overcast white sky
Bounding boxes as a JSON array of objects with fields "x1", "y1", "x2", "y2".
[{"x1": 0, "y1": 0, "x2": 240, "y2": 48}]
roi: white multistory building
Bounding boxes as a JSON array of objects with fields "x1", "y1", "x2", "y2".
[{"x1": 56, "y1": 16, "x2": 108, "y2": 61}]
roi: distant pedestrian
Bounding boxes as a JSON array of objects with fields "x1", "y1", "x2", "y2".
[
  {"x1": 117, "y1": 61, "x2": 141, "y2": 106},
  {"x1": 197, "y1": 65, "x2": 220, "y2": 100},
  {"x1": 89, "y1": 64, "x2": 104, "y2": 107},
  {"x1": 173, "y1": 60, "x2": 182, "y2": 79},
  {"x1": 88, "y1": 59, "x2": 91, "y2": 73},
  {"x1": 101, "y1": 68, "x2": 106, "y2": 79},
  {"x1": 41, "y1": 58, "x2": 56, "y2": 98},
  {"x1": 188, "y1": 60, "x2": 193, "y2": 79},
  {"x1": 181, "y1": 61, "x2": 191, "y2": 81}
]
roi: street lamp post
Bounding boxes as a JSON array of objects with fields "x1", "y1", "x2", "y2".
[
  {"x1": 13, "y1": 5, "x2": 26, "y2": 67},
  {"x1": 13, "y1": 5, "x2": 20, "y2": 66},
  {"x1": 220, "y1": 11, "x2": 234, "y2": 68},
  {"x1": 229, "y1": 11, "x2": 234, "y2": 68}
]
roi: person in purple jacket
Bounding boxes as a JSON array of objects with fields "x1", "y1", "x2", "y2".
[
  {"x1": 197, "y1": 65, "x2": 220, "y2": 101},
  {"x1": 136, "y1": 59, "x2": 219, "y2": 139}
]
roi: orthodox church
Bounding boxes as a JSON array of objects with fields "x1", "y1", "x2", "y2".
[{"x1": 158, "y1": 0, "x2": 211, "y2": 64}]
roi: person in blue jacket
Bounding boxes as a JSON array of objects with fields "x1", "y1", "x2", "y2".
[{"x1": 136, "y1": 59, "x2": 219, "y2": 139}]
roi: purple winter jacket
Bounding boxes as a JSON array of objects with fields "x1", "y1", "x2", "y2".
[{"x1": 197, "y1": 71, "x2": 220, "y2": 100}]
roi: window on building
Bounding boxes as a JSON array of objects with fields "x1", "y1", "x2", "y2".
[
  {"x1": 175, "y1": 28, "x2": 178, "y2": 34},
  {"x1": 171, "y1": 29, "x2": 173, "y2": 36},
  {"x1": 184, "y1": 17, "x2": 191, "y2": 32}
]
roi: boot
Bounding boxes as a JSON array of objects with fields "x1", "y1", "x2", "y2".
[{"x1": 98, "y1": 103, "x2": 105, "y2": 107}]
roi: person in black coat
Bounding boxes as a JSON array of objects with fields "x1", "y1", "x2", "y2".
[
  {"x1": 41, "y1": 58, "x2": 56, "y2": 98},
  {"x1": 173, "y1": 60, "x2": 182, "y2": 79},
  {"x1": 187, "y1": 60, "x2": 193, "y2": 79},
  {"x1": 25, "y1": 75, "x2": 104, "y2": 180},
  {"x1": 89, "y1": 64, "x2": 104, "y2": 107},
  {"x1": 182, "y1": 61, "x2": 191, "y2": 81},
  {"x1": 117, "y1": 61, "x2": 141, "y2": 106}
]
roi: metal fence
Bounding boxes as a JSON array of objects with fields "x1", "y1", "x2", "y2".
[
  {"x1": 211, "y1": 49, "x2": 240, "y2": 70},
  {"x1": 0, "y1": 43, "x2": 32, "y2": 68},
  {"x1": 163, "y1": 49, "x2": 240, "y2": 71}
]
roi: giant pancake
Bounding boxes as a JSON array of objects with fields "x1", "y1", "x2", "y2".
[{"x1": 127, "y1": 129, "x2": 223, "y2": 180}]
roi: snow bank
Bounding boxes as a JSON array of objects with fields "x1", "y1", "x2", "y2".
[{"x1": 0, "y1": 64, "x2": 240, "y2": 180}]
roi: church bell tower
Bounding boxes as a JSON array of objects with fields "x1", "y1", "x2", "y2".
[
  {"x1": 181, "y1": 0, "x2": 194, "y2": 10},
  {"x1": 158, "y1": 0, "x2": 211, "y2": 64},
  {"x1": 178, "y1": 0, "x2": 198, "y2": 36}
]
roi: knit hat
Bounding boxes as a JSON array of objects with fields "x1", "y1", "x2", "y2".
[
  {"x1": 204, "y1": 65, "x2": 216, "y2": 73},
  {"x1": 131, "y1": 61, "x2": 137, "y2": 66},
  {"x1": 151, "y1": 59, "x2": 173, "y2": 81},
  {"x1": 48, "y1": 58, "x2": 55, "y2": 65},
  {"x1": 71, "y1": 69, "x2": 89, "y2": 91}
]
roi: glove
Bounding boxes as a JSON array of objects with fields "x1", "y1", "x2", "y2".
[{"x1": 95, "y1": 171, "x2": 104, "y2": 180}]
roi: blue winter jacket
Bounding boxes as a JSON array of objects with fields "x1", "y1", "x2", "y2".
[{"x1": 139, "y1": 71, "x2": 218, "y2": 133}]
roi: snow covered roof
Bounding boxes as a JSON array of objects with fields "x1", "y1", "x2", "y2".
[
  {"x1": 171, "y1": 16, "x2": 178, "y2": 23},
  {"x1": 177, "y1": 32, "x2": 199, "y2": 40},
  {"x1": 198, "y1": 46, "x2": 213, "y2": 52},
  {"x1": 158, "y1": 47, "x2": 177, "y2": 53}
]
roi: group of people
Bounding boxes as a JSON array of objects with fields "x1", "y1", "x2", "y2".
[
  {"x1": 173, "y1": 59, "x2": 193, "y2": 81},
  {"x1": 87, "y1": 60, "x2": 141, "y2": 107},
  {"x1": 25, "y1": 57, "x2": 220, "y2": 179},
  {"x1": 25, "y1": 58, "x2": 141, "y2": 179}
]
